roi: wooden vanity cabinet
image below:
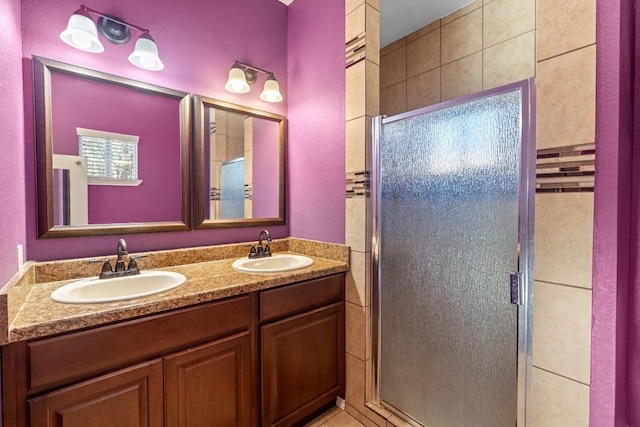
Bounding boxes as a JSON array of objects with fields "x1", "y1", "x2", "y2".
[
  {"x1": 2, "y1": 295, "x2": 254, "y2": 427},
  {"x1": 28, "y1": 359, "x2": 164, "y2": 427},
  {"x1": 259, "y1": 274, "x2": 345, "y2": 427},
  {"x1": 2, "y1": 273, "x2": 345, "y2": 427},
  {"x1": 26, "y1": 332, "x2": 253, "y2": 427},
  {"x1": 164, "y1": 331, "x2": 253, "y2": 427}
]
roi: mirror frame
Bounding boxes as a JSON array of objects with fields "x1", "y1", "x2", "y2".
[
  {"x1": 193, "y1": 95, "x2": 286, "y2": 228},
  {"x1": 33, "y1": 56, "x2": 192, "y2": 238}
]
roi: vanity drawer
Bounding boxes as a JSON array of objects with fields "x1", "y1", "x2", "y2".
[
  {"x1": 27, "y1": 295, "x2": 251, "y2": 393},
  {"x1": 259, "y1": 274, "x2": 344, "y2": 323}
]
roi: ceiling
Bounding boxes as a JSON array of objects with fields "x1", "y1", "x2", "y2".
[
  {"x1": 278, "y1": 0, "x2": 474, "y2": 48},
  {"x1": 380, "y1": 0, "x2": 474, "y2": 47}
]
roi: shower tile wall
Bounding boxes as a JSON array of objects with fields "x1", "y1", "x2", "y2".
[
  {"x1": 209, "y1": 110, "x2": 251, "y2": 219},
  {"x1": 532, "y1": 0, "x2": 595, "y2": 425},
  {"x1": 345, "y1": 0, "x2": 389, "y2": 426},
  {"x1": 371, "y1": 0, "x2": 596, "y2": 425},
  {"x1": 380, "y1": 0, "x2": 535, "y2": 115}
]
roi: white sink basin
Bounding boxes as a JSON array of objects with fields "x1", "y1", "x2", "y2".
[
  {"x1": 232, "y1": 254, "x2": 313, "y2": 274},
  {"x1": 51, "y1": 271, "x2": 186, "y2": 304}
]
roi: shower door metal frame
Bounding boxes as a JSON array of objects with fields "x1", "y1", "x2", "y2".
[{"x1": 370, "y1": 78, "x2": 536, "y2": 427}]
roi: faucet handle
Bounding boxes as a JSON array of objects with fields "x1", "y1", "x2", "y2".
[
  {"x1": 246, "y1": 244, "x2": 258, "y2": 258},
  {"x1": 126, "y1": 255, "x2": 146, "y2": 275},
  {"x1": 128, "y1": 254, "x2": 147, "y2": 266},
  {"x1": 90, "y1": 258, "x2": 113, "y2": 277}
]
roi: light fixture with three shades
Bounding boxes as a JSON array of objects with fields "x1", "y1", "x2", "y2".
[{"x1": 60, "y1": 5, "x2": 164, "y2": 71}]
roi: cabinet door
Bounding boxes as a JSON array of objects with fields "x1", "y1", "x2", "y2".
[
  {"x1": 164, "y1": 331, "x2": 252, "y2": 427},
  {"x1": 29, "y1": 360, "x2": 163, "y2": 427},
  {"x1": 261, "y1": 302, "x2": 345, "y2": 427}
]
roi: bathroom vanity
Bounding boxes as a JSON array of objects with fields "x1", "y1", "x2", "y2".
[{"x1": 0, "y1": 241, "x2": 347, "y2": 427}]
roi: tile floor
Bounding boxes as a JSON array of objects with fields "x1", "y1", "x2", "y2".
[{"x1": 305, "y1": 406, "x2": 365, "y2": 426}]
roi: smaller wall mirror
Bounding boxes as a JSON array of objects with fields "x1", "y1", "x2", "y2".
[
  {"x1": 193, "y1": 96, "x2": 285, "y2": 228},
  {"x1": 34, "y1": 57, "x2": 192, "y2": 237}
]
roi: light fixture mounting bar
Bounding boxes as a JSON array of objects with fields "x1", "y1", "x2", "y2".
[
  {"x1": 235, "y1": 60, "x2": 274, "y2": 76},
  {"x1": 80, "y1": 5, "x2": 150, "y2": 34}
]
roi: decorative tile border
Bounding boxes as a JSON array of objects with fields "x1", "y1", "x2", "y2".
[
  {"x1": 346, "y1": 171, "x2": 370, "y2": 198},
  {"x1": 536, "y1": 143, "x2": 595, "y2": 193},
  {"x1": 244, "y1": 184, "x2": 253, "y2": 200},
  {"x1": 210, "y1": 187, "x2": 220, "y2": 201},
  {"x1": 211, "y1": 186, "x2": 253, "y2": 200},
  {"x1": 346, "y1": 32, "x2": 366, "y2": 68}
]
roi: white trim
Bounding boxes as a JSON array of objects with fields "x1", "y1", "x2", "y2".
[
  {"x1": 52, "y1": 154, "x2": 88, "y2": 225},
  {"x1": 278, "y1": 0, "x2": 294, "y2": 5},
  {"x1": 89, "y1": 178, "x2": 143, "y2": 186},
  {"x1": 76, "y1": 127, "x2": 140, "y2": 144}
]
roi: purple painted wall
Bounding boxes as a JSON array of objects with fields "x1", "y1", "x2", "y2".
[
  {"x1": 21, "y1": 0, "x2": 290, "y2": 260},
  {"x1": 252, "y1": 118, "x2": 281, "y2": 218},
  {"x1": 627, "y1": 3, "x2": 640, "y2": 425},
  {"x1": 0, "y1": 0, "x2": 26, "y2": 284},
  {"x1": 591, "y1": 0, "x2": 634, "y2": 425},
  {"x1": 286, "y1": 0, "x2": 345, "y2": 244},
  {"x1": 50, "y1": 71, "x2": 182, "y2": 223}
]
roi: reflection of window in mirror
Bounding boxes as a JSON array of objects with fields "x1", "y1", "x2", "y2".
[
  {"x1": 208, "y1": 108, "x2": 253, "y2": 220},
  {"x1": 77, "y1": 128, "x2": 143, "y2": 186}
]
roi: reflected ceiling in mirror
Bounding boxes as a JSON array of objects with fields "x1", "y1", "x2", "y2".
[
  {"x1": 34, "y1": 56, "x2": 192, "y2": 238},
  {"x1": 194, "y1": 95, "x2": 285, "y2": 228}
]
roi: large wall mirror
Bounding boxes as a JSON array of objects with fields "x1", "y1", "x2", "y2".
[
  {"x1": 34, "y1": 56, "x2": 191, "y2": 238},
  {"x1": 193, "y1": 96, "x2": 285, "y2": 228}
]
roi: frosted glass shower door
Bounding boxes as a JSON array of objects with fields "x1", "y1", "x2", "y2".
[
  {"x1": 220, "y1": 158, "x2": 245, "y2": 219},
  {"x1": 374, "y1": 81, "x2": 534, "y2": 427}
]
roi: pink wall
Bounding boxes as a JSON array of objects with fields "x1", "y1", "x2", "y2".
[
  {"x1": 0, "y1": 0, "x2": 26, "y2": 284},
  {"x1": 286, "y1": 0, "x2": 346, "y2": 244},
  {"x1": 627, "y1": 3, "x2": 640, "y2": 425},
  {"x1": 50, "y1": 70, "x2": 182, "y2": 223},
  {"x1": 252, "y1": 118, "x2": 281, "y2": 218},
  {"x1": 21, "y1": 0, "x2": 290, "y2": 261},
  {"x1": 591, "y1": 0, "x2": 634, "y2": 425}
]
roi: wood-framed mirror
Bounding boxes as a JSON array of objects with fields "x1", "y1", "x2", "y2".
[
  {"x1": 33, "y1": 56, "x2": 192, "y2": 238},
  {"x1": 193, "y1": 95, "x2": 285, "y2": 228}
]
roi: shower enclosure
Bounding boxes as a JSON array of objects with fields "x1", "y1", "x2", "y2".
[
  {"x1": 371, "y1": 79, "x2": 535, "y2": 426},
  {"x1": 219, "y1": 157, "x2": 245, "y2": 219}
]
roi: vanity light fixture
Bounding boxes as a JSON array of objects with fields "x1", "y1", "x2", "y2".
[
  {"x1": 60, "y1": 5, "x2": 164, "y2": 71},
  {"x1": 224, "y1": 61, "x2": 283, "y2": 103}
]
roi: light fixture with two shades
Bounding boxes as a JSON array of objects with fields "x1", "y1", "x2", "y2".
[
  {"x1": 60, "y1": 5, "x2": 164, "y2": 71},
  {"x1": 225, "y1": 61, "x2": 283, "y2": 103}
]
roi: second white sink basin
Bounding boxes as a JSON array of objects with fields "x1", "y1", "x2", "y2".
[
  {"x1": 232, "y1": 254, "x2": 313, "y2": 274},
  {"x1": 51, "y1": 271, "x2": 186, "y2": 304}
]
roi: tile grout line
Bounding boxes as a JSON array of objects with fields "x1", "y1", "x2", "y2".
[
  {"x1": 534, "y1": 279, "x2": 592, "y2": 291},
  {"x1": 532, "y1": 364, "x2": 590, "y2": 387},
  {"x1": 482, "y1": 28, "x2": 536, "y2": 51},
  {"x1": 536, "y1": 42, "x2": 596, "y2": 64}
]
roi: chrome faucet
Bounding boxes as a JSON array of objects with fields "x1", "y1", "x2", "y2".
[
  {"x1": 115, "y1": 239, "x2": 128, "y2": 272},
  {"x1": 91, "y1": 238, "x2": 144, "y2": 279},
  {"x1": 248, "y1": 230, "x2": 273, "y2": 258}
]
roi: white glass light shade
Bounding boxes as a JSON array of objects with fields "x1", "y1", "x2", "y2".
[
  {"x1": 260, "y1": 75, "x2": 283, "y2": 103},
  {"x1": 225, "y1": 66, "x2": 251, "y2": 94},
  {"x1": 60, "y1": 11, "x2": 104, "y2": 53},
  {"x1": 128, "y1": 34, "x2": 164, "y2": 71}
]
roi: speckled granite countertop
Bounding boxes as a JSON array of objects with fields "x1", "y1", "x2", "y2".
[{"x1": 2, "y1": 238, "x2": 349, "y2": 344}]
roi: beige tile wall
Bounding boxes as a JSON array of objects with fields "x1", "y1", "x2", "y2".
[
  {"x1": 347, "y1": 0, "x2": 596, "y2": 425},
  {"x1": 345, "y1": 0, "x2": 387, "y2": 425},
  {"x1": 531, "y1": 0, "x2": 596, "y2": 424},
  {"x1": 380, "y1": 0, "x2": 535, "y2": 116}
]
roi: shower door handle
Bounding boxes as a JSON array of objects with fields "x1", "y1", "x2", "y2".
[{"x1": 510, "y1": 272, "x2": 523, "y2": 305}]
